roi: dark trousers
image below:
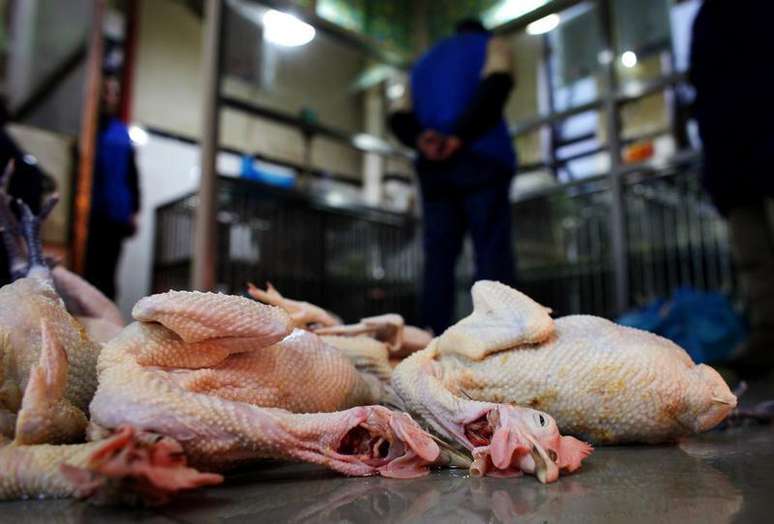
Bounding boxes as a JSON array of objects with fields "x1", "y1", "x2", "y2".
[
  {"x1": 727, "y1": 199, "x2": 774, "y2": 369},
  {"x1": 418, "y1": 156, "x2": 516, "y2": 335},
  {"x1": 84, "y1": 217, "x2": 127, "y2": 300}
]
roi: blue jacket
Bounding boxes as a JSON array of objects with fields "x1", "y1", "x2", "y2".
[
  {"x1": 411, "y1": 33, "x2": 516, "y2": 173},
  {"x1": 92, "y1": 117, "x2": 139, "y2": 225}
]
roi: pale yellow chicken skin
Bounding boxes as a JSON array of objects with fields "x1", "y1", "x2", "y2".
[
  {"x1": 0, "y1": 272, "x2": 101, "y2": 444},
  {"x1": 89, "y1": 291, "x2": 440, "y2": 477},
  {"x1": 393, "y1": 281, "x2": 737, "y2": 445}
]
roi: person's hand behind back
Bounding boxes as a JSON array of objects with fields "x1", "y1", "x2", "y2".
[{"x1": 418, "y1": 130, "x2": 463, "y2": 162}]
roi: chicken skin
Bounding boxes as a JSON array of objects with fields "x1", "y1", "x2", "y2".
[
  {"x1": 89, "y1": 291, "x2": 440, "y2": 478},
  {"x1": 393, "y1": 281, "x2": 736, "y2": 448},
  {"x1": 0, "y1": 187, "x2": 100, "y2": 445}
]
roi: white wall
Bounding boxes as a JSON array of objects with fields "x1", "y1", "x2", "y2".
[
  {"x1": 115, "y1": 134, "x2": 199, "y2": 317},
  {"x1": 6, "y1": 124, "x2": 74, "y2": 246},
  {"x1": 131, "y1": 0, "x2": 365, "y2": 179}
]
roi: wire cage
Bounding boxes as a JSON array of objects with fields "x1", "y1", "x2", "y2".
[
  {"x1": 152, "y1": 177, "x2": 422, "y2": 324},
  {"x1": 153, "y1": 161, "x2": 734, "y2": 325},
  {"x1": 509, "y1": 159, "x2": 735, "y2": 317}
]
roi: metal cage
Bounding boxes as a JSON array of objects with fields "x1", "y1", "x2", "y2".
[{"x1": 152, "y1": 176, "x2": 422, "y2": 324}]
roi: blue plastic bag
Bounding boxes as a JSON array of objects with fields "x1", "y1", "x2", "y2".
[{"x1": 617, "y1": 287, "x2": 746, "y2": 363}]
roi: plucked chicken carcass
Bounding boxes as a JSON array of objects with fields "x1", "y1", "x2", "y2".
[
  {"x1": 315, "y1": 313, "x2": 433, "y2": 358},
  {"x1": 1, "y1": 326, "x2": 221, "y2": 502},
  {"x1": 0, "y1": 190, "x2": 101, "y2": 444},
  {"x1": 248, "y1": 283, "x2": 433, "y2": 378},
  {"x1": 393, "y1": 281, "x2": 737, "y2": 449},
  {"x1": 317, "y1": 314, "x2": 431, "y2": 384},
  {"x1": 89, "y1": 290, "x2": 440, "y2": 479},
  {"x1": 247, "y1": 282, "x2": 341, "y2": 329},
  {"x1": 166, "y1": 326, "x2": 382, "y2": 413}
]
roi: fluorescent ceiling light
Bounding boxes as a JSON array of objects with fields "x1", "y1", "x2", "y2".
[
  {"x1": 387, "y1": 83, "x2": 405, "y2": 100},
  {"x1": 526, "y1": 14, "x2": 560, "y2": 35},
  {"x1": 483, "y1": 0, "x2": 550, "y2": 28},
  {"x1": 262, "y1": 9, "x2": 315, "y2": 47},
  {"x1": 621, "y1": 51, "x2": 638, "y2": 68},
  {"x1": 597, "y1": 49, "x2": 614, "y2": 65},
  {"x1": 129, "y1": 125, "x2": 149, "y2": 146}
]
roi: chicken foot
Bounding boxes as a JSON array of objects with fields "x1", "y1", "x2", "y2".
[
  {"x1": 247, "y1": 282, "x2": 340, "y2": 329},
  {"x1": 316, "y1": 314, "x2": 433, "y2": 358}
]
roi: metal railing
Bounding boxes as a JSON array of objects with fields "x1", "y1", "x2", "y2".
[
  {"x1": 153, "y1": 176, "x2": 421, "y2": 324},
  {"x1": 508, "y1": 155, "x2": 734, "y2": 317},
  {"x1": 154, "y1": 156, "x2": 734, "y2": 323}
]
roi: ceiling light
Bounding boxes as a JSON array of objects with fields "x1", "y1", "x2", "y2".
[
  {"x1": 129, "y1": 125, "x2": 149, "y2": 146},
  {"x1": 387, "y1": 83, "x2": 405, "y2": 100},
  {"x1": 526, "y1": 14, "x2": 560, "y2": 35},
  {"x1": 262, "y1": 9, "x2": 315, "y2": 47},
  {"x1": 621, "y1": 51, "x2": 638, "y2": 68},
  {"x1": 597, "y1": 49, "x2": 614, "y2": 65}
]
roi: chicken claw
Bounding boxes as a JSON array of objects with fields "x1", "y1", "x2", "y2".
[
  {"x1": 0, "y1": 426, "x2": 221, "y2": 503},
  {"x1": 60, "y1": 426, "x2": 223, "y2": 506},
  {"x1": 247, "y1": 282, "x2": 340, "y2": 329}
]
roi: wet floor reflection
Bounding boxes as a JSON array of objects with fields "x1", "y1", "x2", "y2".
[
  {"x1": 2, "y1": 427, "x2": 769, "y2": 523},
  {"x1": 162, "y1": 441, "x2": 745, "y2": 524}
]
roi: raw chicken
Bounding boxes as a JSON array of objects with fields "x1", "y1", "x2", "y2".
[
  {"x1": 392, "y1": 334, "x2": 592, "y2": 482},
  {"x1": 0, "y1": 162, "x2": 123, "y2": 344},
  {"x1": 247, "y1": 282, "x2": 340, "y2": 329},
  {"x1": 320, "y1": 334, "x2": 394, "y2": 383},
  {"x1": 315, "y1": 313, "x2": 433, "y2": 358},
  {"x1": 51, "y1": 265, "x2": 124, "y2": 344},
  {"x1": 89, "y1": 290, "x2": 440, "y2": 478},
  {"x1": 167, "y1": 327, "x2": 382, "y2": 412},
  {"x1": 0, "y1": 334, "x2": 220, "y2": 502},
  {"x1": 393, "y1": 281, "x2": 737, "y2": 447},
  {"x1": 0, "y1": 427, "x2": 222, "y2": 504},
  {"x1": 0, "y1": 189, "x2": 100, "y2": 444}
]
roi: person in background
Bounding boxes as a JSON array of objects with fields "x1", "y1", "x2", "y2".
[
  {"x1": 690, "y1": 0, "x2": 774, "y2": 376},
  {"x1": 84, "y1": 73, "x2": 141, "y2": 300},
  {"x1": 388, "y1": 18, "x2": 517, "y2": 335}
]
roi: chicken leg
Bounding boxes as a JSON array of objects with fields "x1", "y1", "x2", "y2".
[
  {"x1": 315, "y1": 313, "x2": 433, "y2": 358},
  {"x1": 0, "y1": 187, "x2": 100, "y2": 443},
  {"x1": 247, "y1": 282, "x2": 340, "y2": 329},
  {"x1": 0, "y1": 324, "x2": 221, "y2": 503}
]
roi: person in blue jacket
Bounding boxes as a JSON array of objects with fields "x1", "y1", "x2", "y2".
[
  {"x1": 84, "y1": 74, "x2": 141, "y2": 300},
  {"x1": 389, "y1": 19, "x2": 517, "y2": 335}
]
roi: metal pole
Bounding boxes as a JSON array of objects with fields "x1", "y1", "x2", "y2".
[
  {"x1": 598, "y1": 0, "x2": 628, "y2": 314},
  {"x1": 72, "y1": 0, "x2": 105, "y2": 275},
  {"x1": 192, "y1": 0, "x2": 224, "y2": 290},
  {"x1": 541, "y1": 33, "x2": 559, "y2": 179}
]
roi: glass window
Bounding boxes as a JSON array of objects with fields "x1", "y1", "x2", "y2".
[
  {"x1": 504, "y1": 31, "x2": 546, "y2": 121},
  {"x1": 549, "y1": 2, "x2": 604, "y2": 101},
  {"x1": 612, "y1": 0, "x2": 672, "y2": 86}
]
